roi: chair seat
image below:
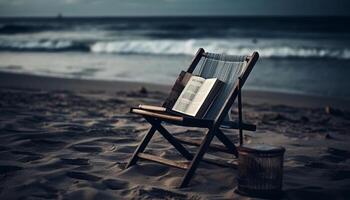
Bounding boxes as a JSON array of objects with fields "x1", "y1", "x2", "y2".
[{"x1": 130, "y1": 106, "x2": 256, "y2": 131}]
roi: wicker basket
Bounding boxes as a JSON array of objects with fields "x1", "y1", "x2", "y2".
[{"x1": 236, "y1": 144, "x2": 285, "y2": 198}]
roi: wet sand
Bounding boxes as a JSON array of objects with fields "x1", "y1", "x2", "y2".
[{"x1": 0, "y1": 72, "x2": 350, "y2": 199}]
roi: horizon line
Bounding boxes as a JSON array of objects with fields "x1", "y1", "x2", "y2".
[{"x1": 0, "y1": 14, "x2": 350, "y2": 18}]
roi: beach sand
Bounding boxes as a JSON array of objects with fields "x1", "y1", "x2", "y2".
[{"x1": 0, "y1": 71, "x2": 350, "y2": 199}]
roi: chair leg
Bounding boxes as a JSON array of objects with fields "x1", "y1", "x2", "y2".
[
  {"x1": 146, "y1": 117, "x2": 193, "y2": 161},
  {"x1": 126, "y1": 125, "x2": 158, "y2": 168},
  {"x1": 238, "y1": 78, "x2": 243, "y2": 146},
  {"x1": 216, "y1": 129, "x2": 238, "y2": 157},
  {"x1": 179, "y1": 129, "x2": 216, "y2": 188}
]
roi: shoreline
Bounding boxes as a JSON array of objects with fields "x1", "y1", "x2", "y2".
[{"x1": 1, "y1": 71, "x2": 349, "y2": 111}]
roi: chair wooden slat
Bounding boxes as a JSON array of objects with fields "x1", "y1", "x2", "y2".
[
  {"x1": 131, "y1": 108, "x2": 183, "y2": 122},
  {"x1": 138, "y1": 153, "x2": 190, "y2": 170},
  {"x1": 138, "y1": 104, "x2": 167, "y2": 112}
]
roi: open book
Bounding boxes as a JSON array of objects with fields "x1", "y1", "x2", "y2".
[{"x1": 172, "y1": 75, "x2": 223, "y2": 118}]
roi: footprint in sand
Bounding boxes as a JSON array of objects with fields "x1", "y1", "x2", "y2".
[
  {"x1": 31, "y1": 139, "x2": 66, "y2": 146},
  {"x1": 131, "y1": 163, "x2": 170, "y2": 177},
  {"x1": 323, "y1": 147, "x2": 350, "y2": 162},
  {"x1": 134, "y1": 187, "x2": 188, "y2": 199},
  {"x1": 0, "y1": 146, "x2": 10, "y2": 151},
  {"x1": 71, "y1": 145, "x2": 103, "y2": 153},
  {"x1": 0, "y1": 165, "x2": 23, "y2": 174},
  {"x1": 18, "y1": 155, "x2": 43, "y2": 162},
  {"x1": 102, "y1": 178, "x2": 129, "y2": 190},
  {"x1": 61, "y1": 158, "x2": 90, "y2": 166},
  {"x1": 10, "y1": 150, "x2": 44, "y2": 162},
  {"x1": 66, "y1": 171, "x2": 101, "y2": 181},
  {"x1": 330, "y1": 169, "x2": 350, "y2": 181}
]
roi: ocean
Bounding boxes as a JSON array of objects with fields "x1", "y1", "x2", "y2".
[{"x1": 0, "y1": 16, "x2": 349, "y2": 99}]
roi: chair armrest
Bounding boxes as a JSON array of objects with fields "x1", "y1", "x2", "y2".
[
  {"x1": 138, "y1": 104, "x2": 167, "y2": 112},
  {"x1": 130, "y1": 108, "x2": 183, "y2": 122}
]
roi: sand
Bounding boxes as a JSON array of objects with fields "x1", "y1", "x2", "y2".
[{"x1": 0, "y1": 71, "x2": 350, "y2": 199}]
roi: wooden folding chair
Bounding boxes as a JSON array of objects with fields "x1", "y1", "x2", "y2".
[{"x1": 126, "y1": 48, "x2": 259, "y2": 188}]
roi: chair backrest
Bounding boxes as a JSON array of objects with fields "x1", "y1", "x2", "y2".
[
  {"x1": 163, "y1": 48, "x2": 258, "y2": 123},
  {"x1": 192, "y1": 52, "x2": 247, "y2": 121}
]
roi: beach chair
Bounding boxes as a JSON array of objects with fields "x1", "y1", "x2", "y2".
[{"x1": 127, "y1": 48, "x2": 259, "y2": 188}]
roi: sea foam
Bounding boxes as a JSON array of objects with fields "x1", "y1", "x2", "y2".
[{"x1": 90, "y1": 39, "x2": 350, "y2": 60}]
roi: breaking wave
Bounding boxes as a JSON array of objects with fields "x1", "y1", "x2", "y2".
[
  {"x1": 90, "y1": 40, "x2": 350, "y2": 60},
  {"x1": 0, "y1": 39, "x2": 349, "y2": 60},
  {"x1": 0, "y1": 40, "x2": 89, "y2": 51}
]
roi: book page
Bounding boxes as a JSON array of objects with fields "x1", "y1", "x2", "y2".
[
  {"x1": 172, "y1": 76, "x2": 205, "y2": 115},
  {"x1": 184, "y1": 78, "x2": 217, "y2": 116}
]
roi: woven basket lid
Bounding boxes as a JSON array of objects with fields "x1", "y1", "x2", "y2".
[{"x1": 238, "y1": 144, "x2": 285, "y2": 154}]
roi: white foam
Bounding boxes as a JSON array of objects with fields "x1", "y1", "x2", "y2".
[
  {"x1": 0, "y1": 40, "x2": 73, "y2": 50},
  {"x1": 90, "y1": 39, "x2": 199, "y2": 55},
  {"x1": 90, "y1": 39, "x2": 350, "y2": 60}
]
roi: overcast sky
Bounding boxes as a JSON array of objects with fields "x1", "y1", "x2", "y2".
[{"x1": 0, "y1": 0, "x2": 349, "y2": 17}]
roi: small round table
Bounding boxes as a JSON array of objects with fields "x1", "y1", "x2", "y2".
[{"x1": 236, "y1": 144, "x2": 285, "y2": 198}]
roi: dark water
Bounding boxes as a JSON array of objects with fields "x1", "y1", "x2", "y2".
[{"x1": 0, "y1": 17, "x2": 349, "y2": 99}]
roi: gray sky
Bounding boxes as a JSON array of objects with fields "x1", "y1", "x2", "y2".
[{"x1": 0, "y1": 0, "x2": 349, "y2": 17}]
